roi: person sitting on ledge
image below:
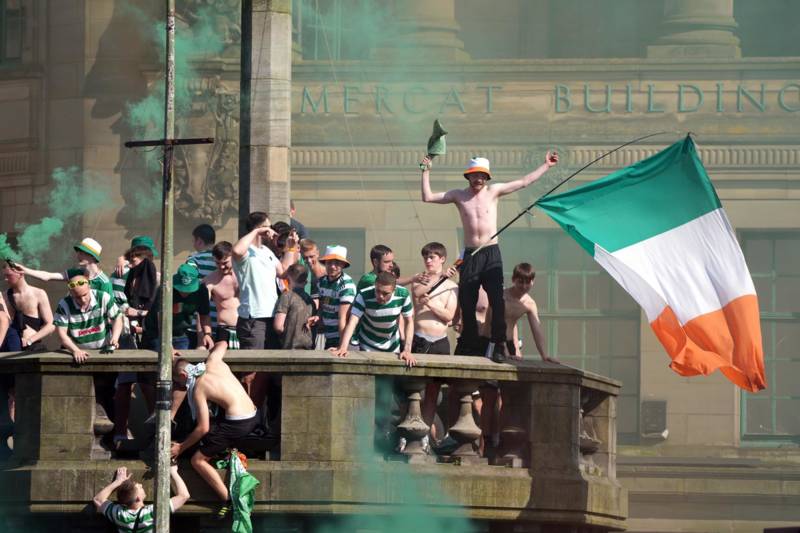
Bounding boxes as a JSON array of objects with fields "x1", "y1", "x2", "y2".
[
  {"x1": 171, "y1": 341, "x2": 258, "y2": 520},
  {"x1": 92, "y1": 465, "x2": 189, "y2": 532}
]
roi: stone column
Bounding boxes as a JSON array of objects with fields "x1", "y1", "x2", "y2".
[
  {"x1": 373, "y1": 0, "x2": 469, "y2": 61},
  {"x1": 646, "y1": 0, "x2": 741, "y2": 58},
  {"x1": 239, "y1": 0, "x2": 292, "y2": 231}
]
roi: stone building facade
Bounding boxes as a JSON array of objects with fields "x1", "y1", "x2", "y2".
[{"x1": 0, "y1": 1, "x2": 799, "y2": 531}]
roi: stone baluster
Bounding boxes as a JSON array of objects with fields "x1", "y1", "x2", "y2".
[
  {"x1": 581, "y1": 386, "x2": 617, "y2": 480},
  {"x1": 646, "y1": 0, "x2": 741, "y2": 58},
  {"x1": 446, "y1": 380, "x2": 484, "y2": 464},
  {"x1": 396, "y1": 378, "x2": 431, "y2": 463},
  {"x1": 497, "y1": 381, "x2": 528, "y2": 468}
]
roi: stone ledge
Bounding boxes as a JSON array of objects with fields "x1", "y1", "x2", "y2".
[{"x1": 0, "y1": 350, "x2": 621, "y2": 393}]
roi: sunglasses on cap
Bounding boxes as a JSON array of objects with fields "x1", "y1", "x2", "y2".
[{"x1": 67, "y1": 279, "x2": 89, "y2": 289}]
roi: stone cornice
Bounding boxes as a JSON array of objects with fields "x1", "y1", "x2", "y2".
[{"x1": 291, "y1": 144, "x2": 800, "y2": 173}]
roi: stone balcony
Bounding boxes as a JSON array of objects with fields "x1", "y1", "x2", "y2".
[{"x1": 0, "y1": 350, "x2": 626, "y2": 532}]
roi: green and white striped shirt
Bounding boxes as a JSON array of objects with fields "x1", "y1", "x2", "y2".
[
  {"x1": 352, "y1": 285, "x2": 413, "y2": 352},
  {"x1": 318, "y1": 273, "x2": 356, "y2": 342},
  {"x1": 111, "y1": 267, "x2": 129, "y2": 310},
  {"x1": 54, "y1": 289, "x2": 120, "y2": 349},
  {"x1": 187, "y1": 250, "x2": 217, "y2": 327},
  {"x1": 100, "y1": 500, "x2": 173, "y2": 532}
]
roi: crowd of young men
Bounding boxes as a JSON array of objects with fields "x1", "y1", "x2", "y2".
[{"x1": 0, "y1": 151, "x2": 561, "y2": 519}]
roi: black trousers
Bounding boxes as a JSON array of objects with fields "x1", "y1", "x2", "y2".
[{"x1": 456, "y1": 244, "x2": 506, "y2": 354}]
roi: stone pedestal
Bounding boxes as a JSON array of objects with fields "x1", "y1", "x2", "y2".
[
  {"x1": 240, "y1": 0, "x2": 292, "y2": 229},
  {"x1": 281, "y1": 373, "x2": 375, "y2": 461},
  {"x1": 372, "y1": 0, "x2": 469, "y2": 62},
  {"x1": 14, "y1": 373, "x2": 99, "y2": 461},
  {"x1": 647, "y1": 0, "x2": 741, "y2": 58},
  {"x1": 396, "y1": 378, "x2": 431, "y2": 463}
]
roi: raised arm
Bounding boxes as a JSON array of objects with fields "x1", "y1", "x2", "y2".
[
  {"x1": 205, "y1": 340, "x2": 228, "y2": 367},
  {"x1": 492, "y1": 151, "x2": 559, "y2": 197},
  {"x1": 169, "y1": 465, "x2": 191, "y2": 511},
  {"x1": 232, "y1": 226, "x2": 274, "y2": 261},
  {"x1": 420, "y1": 156, "x2": 456, "y2": 204},
  {"x1": 92, "y1": 467, "x2": 130, "y2": 511},
  {"x1": 14, "y1": 263, "x2": 65, "y2": 282}
]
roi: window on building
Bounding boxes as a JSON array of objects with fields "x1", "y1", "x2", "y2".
[
  {"x1": 305, "y1": 227, "x2": 366, "y2": 282},
  {"x1": 461, "y1": 229, "x2": 642, "y2": 440},
  {"x1": 293, "y1": 0, "x2": 381, "y2": 60},
  {"x1": 740, "y1": 231, "x2": 800, "y2": 442},
  {"x1": 0, "y1": 0, "x2": 23, "y2": 63}
]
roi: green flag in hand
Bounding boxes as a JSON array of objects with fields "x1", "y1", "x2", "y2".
[{"x1": 426, "y1": 119, "x2": 447, "y2": 157}]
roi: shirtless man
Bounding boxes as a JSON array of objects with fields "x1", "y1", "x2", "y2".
[
  {"x1": 482, "y1": 262, "x2": 553, "y2": 363},
  {"x1": 203, "y1": 241, "x2": 240, "y2": 348},
  {"x1": 3, "y1": 264, "x2": 55, "y2": 351},
  {"x1": 421, "y1": 152, "x2": 558, "y2": 359},
  {"x1": 411, "y1": 242, "x2": 458, "y2": 444},
  {"x1": 171, "y1": 342, "x2": 258, "y2": 518}
]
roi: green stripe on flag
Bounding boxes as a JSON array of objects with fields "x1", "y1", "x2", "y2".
[{"x1": 537, "y1": 136, "x2": 721, "y2": 255}]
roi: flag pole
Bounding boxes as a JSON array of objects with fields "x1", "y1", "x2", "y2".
[{"x1": 469, "y1": 131, "x2": 675, "y2": 256}]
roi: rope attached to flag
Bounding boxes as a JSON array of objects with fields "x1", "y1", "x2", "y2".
[{"x1": 470, "y1": 131, "x2": 677, "y2": 256}]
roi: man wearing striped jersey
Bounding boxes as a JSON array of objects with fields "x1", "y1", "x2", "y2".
[
  {"x1": 317, "y1": 245, "x2": 357, "y2": 349},
  {"x1": 54, "y1": 268, "x2": 123, "y2": 363},
  {"x1": 330, "y1": 272, "x2": 416, "y2": 367},
  {"x1": 93, "y1": 465, "x2": 189, "y2": 533},
  {"x1": 186, "y1": 223, "x2": 218, "y2": 348},
  {"x1": 14, "y1": 237, "x2": 114, "y2": 297}
]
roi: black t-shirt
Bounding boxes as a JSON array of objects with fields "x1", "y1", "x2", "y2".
[{"x1": 143, "y1": 287, "x2": 210, "y2": 341}]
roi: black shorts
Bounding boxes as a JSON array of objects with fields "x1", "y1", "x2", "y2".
[
  {"x1": 198, "y1": 413, "x2": 259, "y2": 457},
  {"x1": 411, "y1": 334, "x2": 450, "y2": 355}
]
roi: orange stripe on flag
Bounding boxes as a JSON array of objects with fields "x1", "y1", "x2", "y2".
[{"x1": 650, "y1": 294, "x2": 766, "y2": 392}]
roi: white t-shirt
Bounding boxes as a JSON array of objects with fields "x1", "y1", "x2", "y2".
[{"x1": 234, "y1": 244, "x2": 280, "y2": 319}]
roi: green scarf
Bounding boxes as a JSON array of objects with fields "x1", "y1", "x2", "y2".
[{"x1": 215, "y1": 450, "x2": 260, "y2": 533}]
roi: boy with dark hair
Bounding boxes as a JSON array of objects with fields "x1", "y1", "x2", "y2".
[
  {"x1": 172, "y1": 342, "x2": 258, "y2": 518},
  {"x1": 483, "y1": 262, "x2": 552, "y2": 362},
  {"x1": 233, "y1": 212, "x2": 297, "y2": 408},
  {"x1": 93, "y1": 465, "x2": 189, "y2": 532},
  {"x1": 331, "y1": 271, "x2": 416, "y2": 367},
  {"x1": 274, "y1": 263, "x2": 315, "y2": 349},
  {"x1": 187, "y1": 224, "x2": 218, "y2": 348},
  {"x1": 357, "y1": 244, "x2": 394, "y2": 292},
  {"x1": 204, "y1": 241, "x2": 240, "y2": 347}
]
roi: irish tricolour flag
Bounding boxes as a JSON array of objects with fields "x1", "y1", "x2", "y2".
[{"x1": 538, "y1": 136, "x2": 766, "y2": 392}]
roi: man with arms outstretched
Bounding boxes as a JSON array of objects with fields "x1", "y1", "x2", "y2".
[
  {"x1": 420, "y1": 152, "x2": 558, "y2": 359},
  {"x1": 171, "y1": 341, "x2": 258, "y2": 519}
]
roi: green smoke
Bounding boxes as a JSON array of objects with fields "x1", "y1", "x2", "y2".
[
  {"x1": 312, "y1": 380, "x2": 476, "y2": 533},
  {"x1": 121, "y1": 2, "x2": 232, "y2": 215},
  {"x1": 0, "y1": 166, "x2": 112, "y2": 267}
]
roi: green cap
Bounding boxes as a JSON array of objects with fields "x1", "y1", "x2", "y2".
[
  {"x1": 66, "y1": 267, "x2": 88, "y2": 280},
  {"x1": 173, "y1": 264, "x2": 200, "y2": 293},
  {"x1": 130, "y1": 235, "x2": 158, "y2": 257}
]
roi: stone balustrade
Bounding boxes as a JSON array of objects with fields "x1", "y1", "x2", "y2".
[{"x1": 0, "y1": 349, "x2": 626, "y2": 532}]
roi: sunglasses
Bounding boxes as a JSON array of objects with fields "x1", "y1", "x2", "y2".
[{"x1": 68, "y1": 279, "x2": 89, "y2": 289}]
